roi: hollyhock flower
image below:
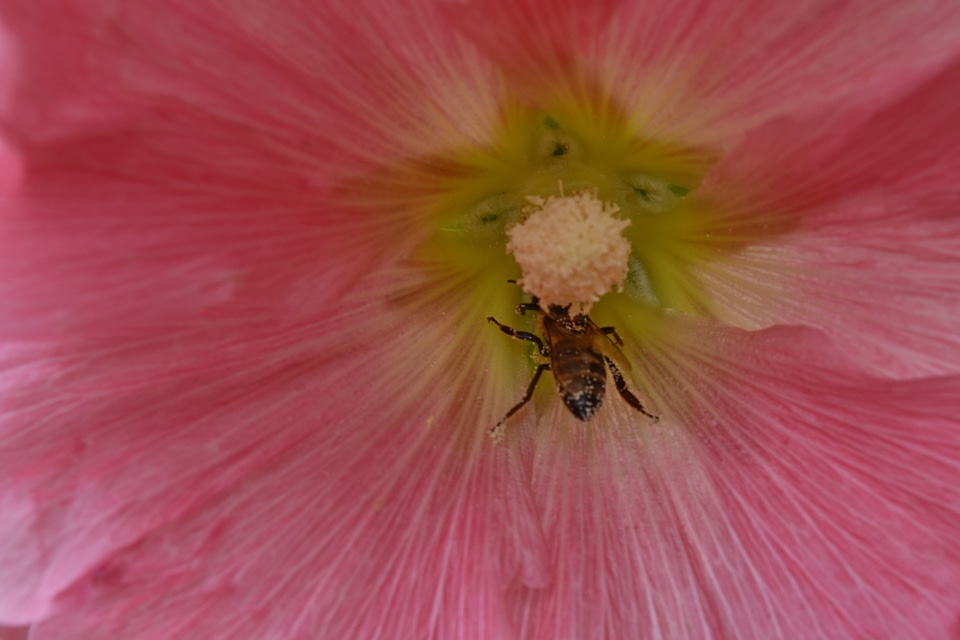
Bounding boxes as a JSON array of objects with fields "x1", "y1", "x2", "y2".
[{"x1": 2, "y1": 0, "x2": 960, "y2": 638}]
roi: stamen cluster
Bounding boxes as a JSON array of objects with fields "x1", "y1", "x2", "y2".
[{"x1": 507, "y1": 189, "x2": 631, "y2": 313}]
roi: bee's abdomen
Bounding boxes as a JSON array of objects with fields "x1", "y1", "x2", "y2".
[{"x1": 553, "y1": 343, "x2": 607, "y2": 421}]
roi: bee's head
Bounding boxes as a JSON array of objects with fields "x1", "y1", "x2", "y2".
[{"x1": 547, "y1": 303, "x2": 572, "y2": 318}]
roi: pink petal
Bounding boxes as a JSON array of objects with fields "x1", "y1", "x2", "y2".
[
  {"x1": 509, "y1": 317, "x2": 960, "y2": 638},
  {"x1": 7, "y1": 280, "x2": 960, "y2": 638},
  {"x1": 448, "y1": 0, "x2": 960, "y2": 146},
  {"x1": 0, "y1": 137, "x2": 20, "y2": 197},
  {"x1": 0, "y1": 0, "x2": 502, "y2": 337},
  {"x1": 439, "y1": 0, "x2": 621, "y2": 102},
  {"x1": 0, "y1": 19, "x2": 21, "y2": 197},
  {"x1": 0, "y1": 272, "x2": 548, "y2": 637},
  {"x1": 602, "y1": 0, "x2": 960, "y2": 143},
  {"x1": 0, "y1": 627, "x2": 29, "y2": 640},
  {"x1": 694, "y1": 59, "x2": 960, "y2": 377},
  {"x1": 0, "y1": 1, "x2": 500, "y2": 156},
  {"x1": 0, "y1": 1, "x2": 504, "y2": 626}
]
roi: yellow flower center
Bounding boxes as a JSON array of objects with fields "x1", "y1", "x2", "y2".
[{"x1": 418, "y1": 99, "x2": 719, "y2": 326}]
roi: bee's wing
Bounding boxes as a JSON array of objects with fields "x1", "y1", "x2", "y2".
[{"x1": 587, "y1": 317, "x2": 633, "y2": 373}]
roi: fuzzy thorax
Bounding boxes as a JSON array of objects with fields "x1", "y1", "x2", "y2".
[{"x1": 507, "y1": 190, "x2": 631, "y2": 313}]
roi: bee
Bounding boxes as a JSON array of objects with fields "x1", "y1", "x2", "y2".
[{"x1": 487, "y1": 295, "x2": 659, "y2": 430}]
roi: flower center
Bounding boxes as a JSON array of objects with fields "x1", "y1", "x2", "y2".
[
  {"x1": 508, "y1": 188, "x2": 630, "y2": 313},
  {"x1": 343, "y1": 95, "x2": 768, "y2": 337},
  {"x1": 415, "y1": 103, "x2": 719, "y2": 317}
]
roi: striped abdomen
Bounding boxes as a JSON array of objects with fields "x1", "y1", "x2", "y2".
[{"x1": 550, "y1": 335, "x2": 608, "y2": 421}]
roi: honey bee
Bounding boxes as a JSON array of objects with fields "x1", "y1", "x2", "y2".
[{"x1": 488, "y1": 295, "x2": 659, "y2": 430}]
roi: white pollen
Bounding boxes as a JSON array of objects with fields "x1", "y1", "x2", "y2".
[{"x1": 507, "y1": 189, "x2": 631, "y2": 313}]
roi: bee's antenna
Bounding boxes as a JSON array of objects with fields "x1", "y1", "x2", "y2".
[{"x1": 506, "y1": 279, "x2": 518, "y2": 284}]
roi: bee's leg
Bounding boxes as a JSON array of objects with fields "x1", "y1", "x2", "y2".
[
  {"x1": 605, "y1": 357, "x2": 659, "y2": 422},
  {"x1": 503, "y1": 280, "x2": 543, "y2": 316},
  {"x1": 493, "y1": 363, "x2": 551, "y2": 431},
  {"x1": 599, "y1": 326, "x2": 624, "y2": 346},
  {"x1": 487, "y1": 317, "x2": 549, "y2": 356}
]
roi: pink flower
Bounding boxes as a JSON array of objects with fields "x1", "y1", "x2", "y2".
[{"x1": 2, "y1": 1, "x2": 960, "y2": 638}]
